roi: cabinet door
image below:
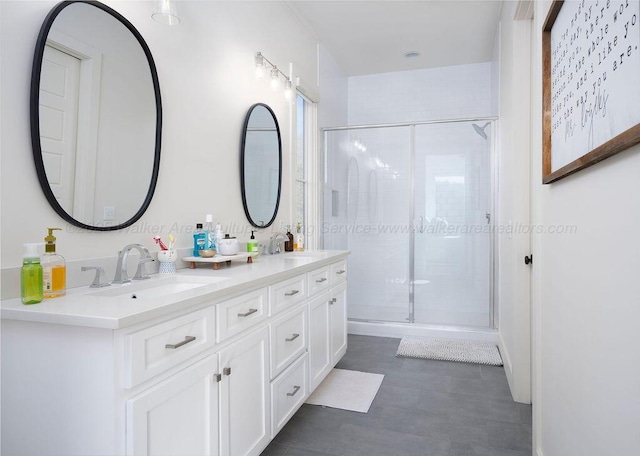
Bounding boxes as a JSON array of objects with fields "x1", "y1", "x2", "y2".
[
  {"x1": 127, "y1": 356, "x2": 220, "y2": 456},
  {"x1": 308, "y1": 291, "x2": 332, "y2": 391},
  {"x1": 330, "y1": 282, "x2": 348, "y2": 363},
  {"x1": 219, "y1": 326, "x2": 270, "y2": 456}
]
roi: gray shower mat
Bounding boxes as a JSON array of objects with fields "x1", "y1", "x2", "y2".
[{"x1": 396, "y1": 336, "x2": 503, "y2": 366}]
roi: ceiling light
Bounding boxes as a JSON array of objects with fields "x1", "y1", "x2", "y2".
[{"x1": 403, "y1": 51, "x2": 421, "y2": 59}]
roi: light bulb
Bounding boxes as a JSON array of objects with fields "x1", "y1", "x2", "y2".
[
  {"x1": 255, "y1": 52, "x2": 265, "y2": 79},
  {"x1": 270, "y1": 67, "x2": 280, "y2": 90},
  {"x1": 284, "y1": 78, "x2": 293, "y2": 100},
  {"x1": 152, "y1": 0, "x2": 180, "y2": 25}
]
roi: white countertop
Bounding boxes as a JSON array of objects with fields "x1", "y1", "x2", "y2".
[{"x1": 1, "y1": 250, "x2": 349, "y2": 330}]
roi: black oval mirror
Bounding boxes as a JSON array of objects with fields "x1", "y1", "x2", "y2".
[
  {"x1": 240, "y1": 103, "x2": 282, "y2": 228},
  {"x1": 31, "y1": 0, "x2": 162, "y2": 231}
]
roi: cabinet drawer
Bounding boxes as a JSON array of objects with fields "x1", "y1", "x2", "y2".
[
  {"x1": 269, "y1": 274, "x2": 307, "y2": 315},
  {"x1": 270, "y1": 353, "x2": 308, "y2": 437},
  {"x1": 125, "y1": 307, "x2": 215, "y2": 388},
  {"x1": 216, "y1": 288, "x2": 268, "y2": 342},
  {"x1": 330, "y1": 260, "x2": 348, "y2": 284},
  {"x1": 269, "y1": 305, "x2": 307, "y2": 379},
  {"x1": 308, "y1": 266, "x2": 331, "y2": 297}
]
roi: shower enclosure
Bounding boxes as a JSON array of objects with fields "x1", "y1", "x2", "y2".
[{"x1": 322, "y1": 119, "x2": 495, "y2": 329}]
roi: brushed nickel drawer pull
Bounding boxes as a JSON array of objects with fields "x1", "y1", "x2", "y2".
[
  {"x1": 214, "y1": 373, "x2": 222, "y2": 383},
  {"x1": 165, "y1": 336, "x2": 196, "y2": 349},
  {"x1": 285, "y1": 290, "x2": 299, "y2": 297},
  {"x1": 285, "y1": 333, "x2": 300, "y2": 342},
  {"x1": 315, "y1": 277, "x2": 328, "y2": 283},
  {"x1": 286, "y1": 385, "x2": 301, "y2": 397},
  {"x1": 237, "y1": 308, "x2": 258, "y2": 317},
  {"x1": 336, "y1": 270, "x2": 346, "y2": 275},
  {"x1": 223, "y1": 367, "x2": 231, "y2": 376}
]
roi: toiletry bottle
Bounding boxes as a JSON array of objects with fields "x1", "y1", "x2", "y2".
[
  {"x1": 41, "y1": 228, "x2": 66, "y2": 298},
  {"x1": 193, "y1": 223, "x2": 206, "y2": 256},
  {"x1": 294, "y1": 222, "x2": 305, "y2": 252},
  {"x1": 205, "y1": 214, "x2": 215, "y2": 250},
  {"x1": 247, "y1": 231, "x2": 259, "y2": 253},
  {"x1": 21, "y1": 243, "x2": 43, "y2": 305},
  {"x1": 285, "y1": 225, "x2": 294, "y2": 252},
  {"x1": 214, "y1": 224, "x2": 224, "y2": 253}
]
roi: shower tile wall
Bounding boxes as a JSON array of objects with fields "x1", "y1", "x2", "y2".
[{"x1": 348, "y1": 62, "x2": 493, "y2": 125}]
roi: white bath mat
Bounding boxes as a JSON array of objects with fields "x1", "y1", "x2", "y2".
[
  {"x1": 396, "y1": 336, "x2": 503, "y2": 366},
  {"x1": 306, "y1": 369, "x2": 384, "y2": 413}
]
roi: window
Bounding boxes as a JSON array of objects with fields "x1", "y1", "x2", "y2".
[{"x1": 295, "y1": 93, "x2": 316, "y2": 248}]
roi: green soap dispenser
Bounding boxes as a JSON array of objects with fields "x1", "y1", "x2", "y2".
[
  {"x1": 247, "y1": 231, "x2": 259, "y2": 253},
  {"x1": 21, "y1": 243, "x2": 43, "y2": 305},
  {"x1": 42, "y1": 227, "x2": 66, "y2": 298}
]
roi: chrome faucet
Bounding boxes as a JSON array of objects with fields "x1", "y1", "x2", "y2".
[
  {"x1": 81, "y1": 266, "x2": 110, "y2": 288},
  {"x1": 268, "y1": 233, "x2": 288, "y2": 254},
  {"x1": 113, "y1": 244, "x2": 153, "y2": 284}
]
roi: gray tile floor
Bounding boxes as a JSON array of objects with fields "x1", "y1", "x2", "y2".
[{"x1": 262, "y1": 335, "x2": 531, "y2": 456}]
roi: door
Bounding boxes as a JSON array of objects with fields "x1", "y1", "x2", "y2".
[
  {"x1": 126, "y1": 355, "x2": 220, "y2": 456},
  {"x1": 324, "y1": 126, "x2": 412, "y2": 322},
  {"x1": 219, "y1": 327, "x2": 270, "y2": 456},
  {"x1": 39, "y1": 45, "x2": 81, "y2": 211},
  {"x1": 413, "y1": 121, "x2": 493, "y2": 327},
  {"x1": 330, "y1": 282, "x2": 348, "y2": 361},
  {"x1": 308, "y1": 291, "x2": 331, "y2": 391}
]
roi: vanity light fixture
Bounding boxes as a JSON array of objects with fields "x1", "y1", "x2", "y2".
[
  {"x1": 152, "y1": 0, "x2": 180, "y2": 25},
  {"x1": 284, "y1": 78, "x2": 293, "y2": 101},
  {"x1": 254, "y1": 51, "x2": 294, "y2": 100},
  {"x1": 270, "y1": 66, "x2": 280, "y2": 90}
]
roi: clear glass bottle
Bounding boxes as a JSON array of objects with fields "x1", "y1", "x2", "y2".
[
  {"x1": 294, "y1": 222, "x2": 305, "y2": 252},
  {"x1": 41, "y1": 228, "x2": 66, "y2": 298},
  {"x1": 21, "y1": 243, "x2": 43, "y2": 305}
]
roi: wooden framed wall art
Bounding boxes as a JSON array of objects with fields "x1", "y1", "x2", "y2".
[{"x1": 542, "y1": 0, "x2": 640, "y2": 183}]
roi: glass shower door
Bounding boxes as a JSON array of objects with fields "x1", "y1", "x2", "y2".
[
  {"x1": 323, "y1": 127, "x2": 412, "y2": 322},
  {"x1": 413, "y1": 122, "x2": 492, "y2": 327}
]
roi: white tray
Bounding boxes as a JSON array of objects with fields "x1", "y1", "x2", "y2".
[{"x1": 183, "y1": 252, "x2": 258, "y2": 270}]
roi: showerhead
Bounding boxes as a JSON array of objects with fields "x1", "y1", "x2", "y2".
[{"x1": 472, "y1": 122, "x2": 490, "y2": 140}]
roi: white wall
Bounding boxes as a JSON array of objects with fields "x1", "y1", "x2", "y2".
[
  {"x1": 348, "y1": 62, "x2": 493, "y2": 125},
  {"x1": 0, "y1": 1, "x2": 347, "y2": 298},
  {"x1": 531, "y1": 2, "x2": 640, "y2": 455},
  {"x1": 496, "y1": 3, "x2": 533, "y2": 404}
]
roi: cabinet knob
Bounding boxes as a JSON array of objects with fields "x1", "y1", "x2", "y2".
[
  {"x1": 223, "y1": 367, "x2": 231, "y2": 376},
  {"x1": 214, "y1": 373, "x2": 222, "y2": 383}
]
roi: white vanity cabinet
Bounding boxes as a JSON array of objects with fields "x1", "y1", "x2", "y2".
[
  {"x1": 0, "y1": 251, "x2": 349, "y2": 456},
  {"x1": 218, "y1": 326, "x2": 270, "y2": 456},
  {"x1": 308, "y1": 262, "x2": 348, "y2": 391},
  {"x1": 127, "y1": 355, "x2": 221, "y2": 456}
]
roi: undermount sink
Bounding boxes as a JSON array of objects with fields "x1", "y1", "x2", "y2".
[{"x1": 89, "y1": 276, "x2": 227, "y2": 300}]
